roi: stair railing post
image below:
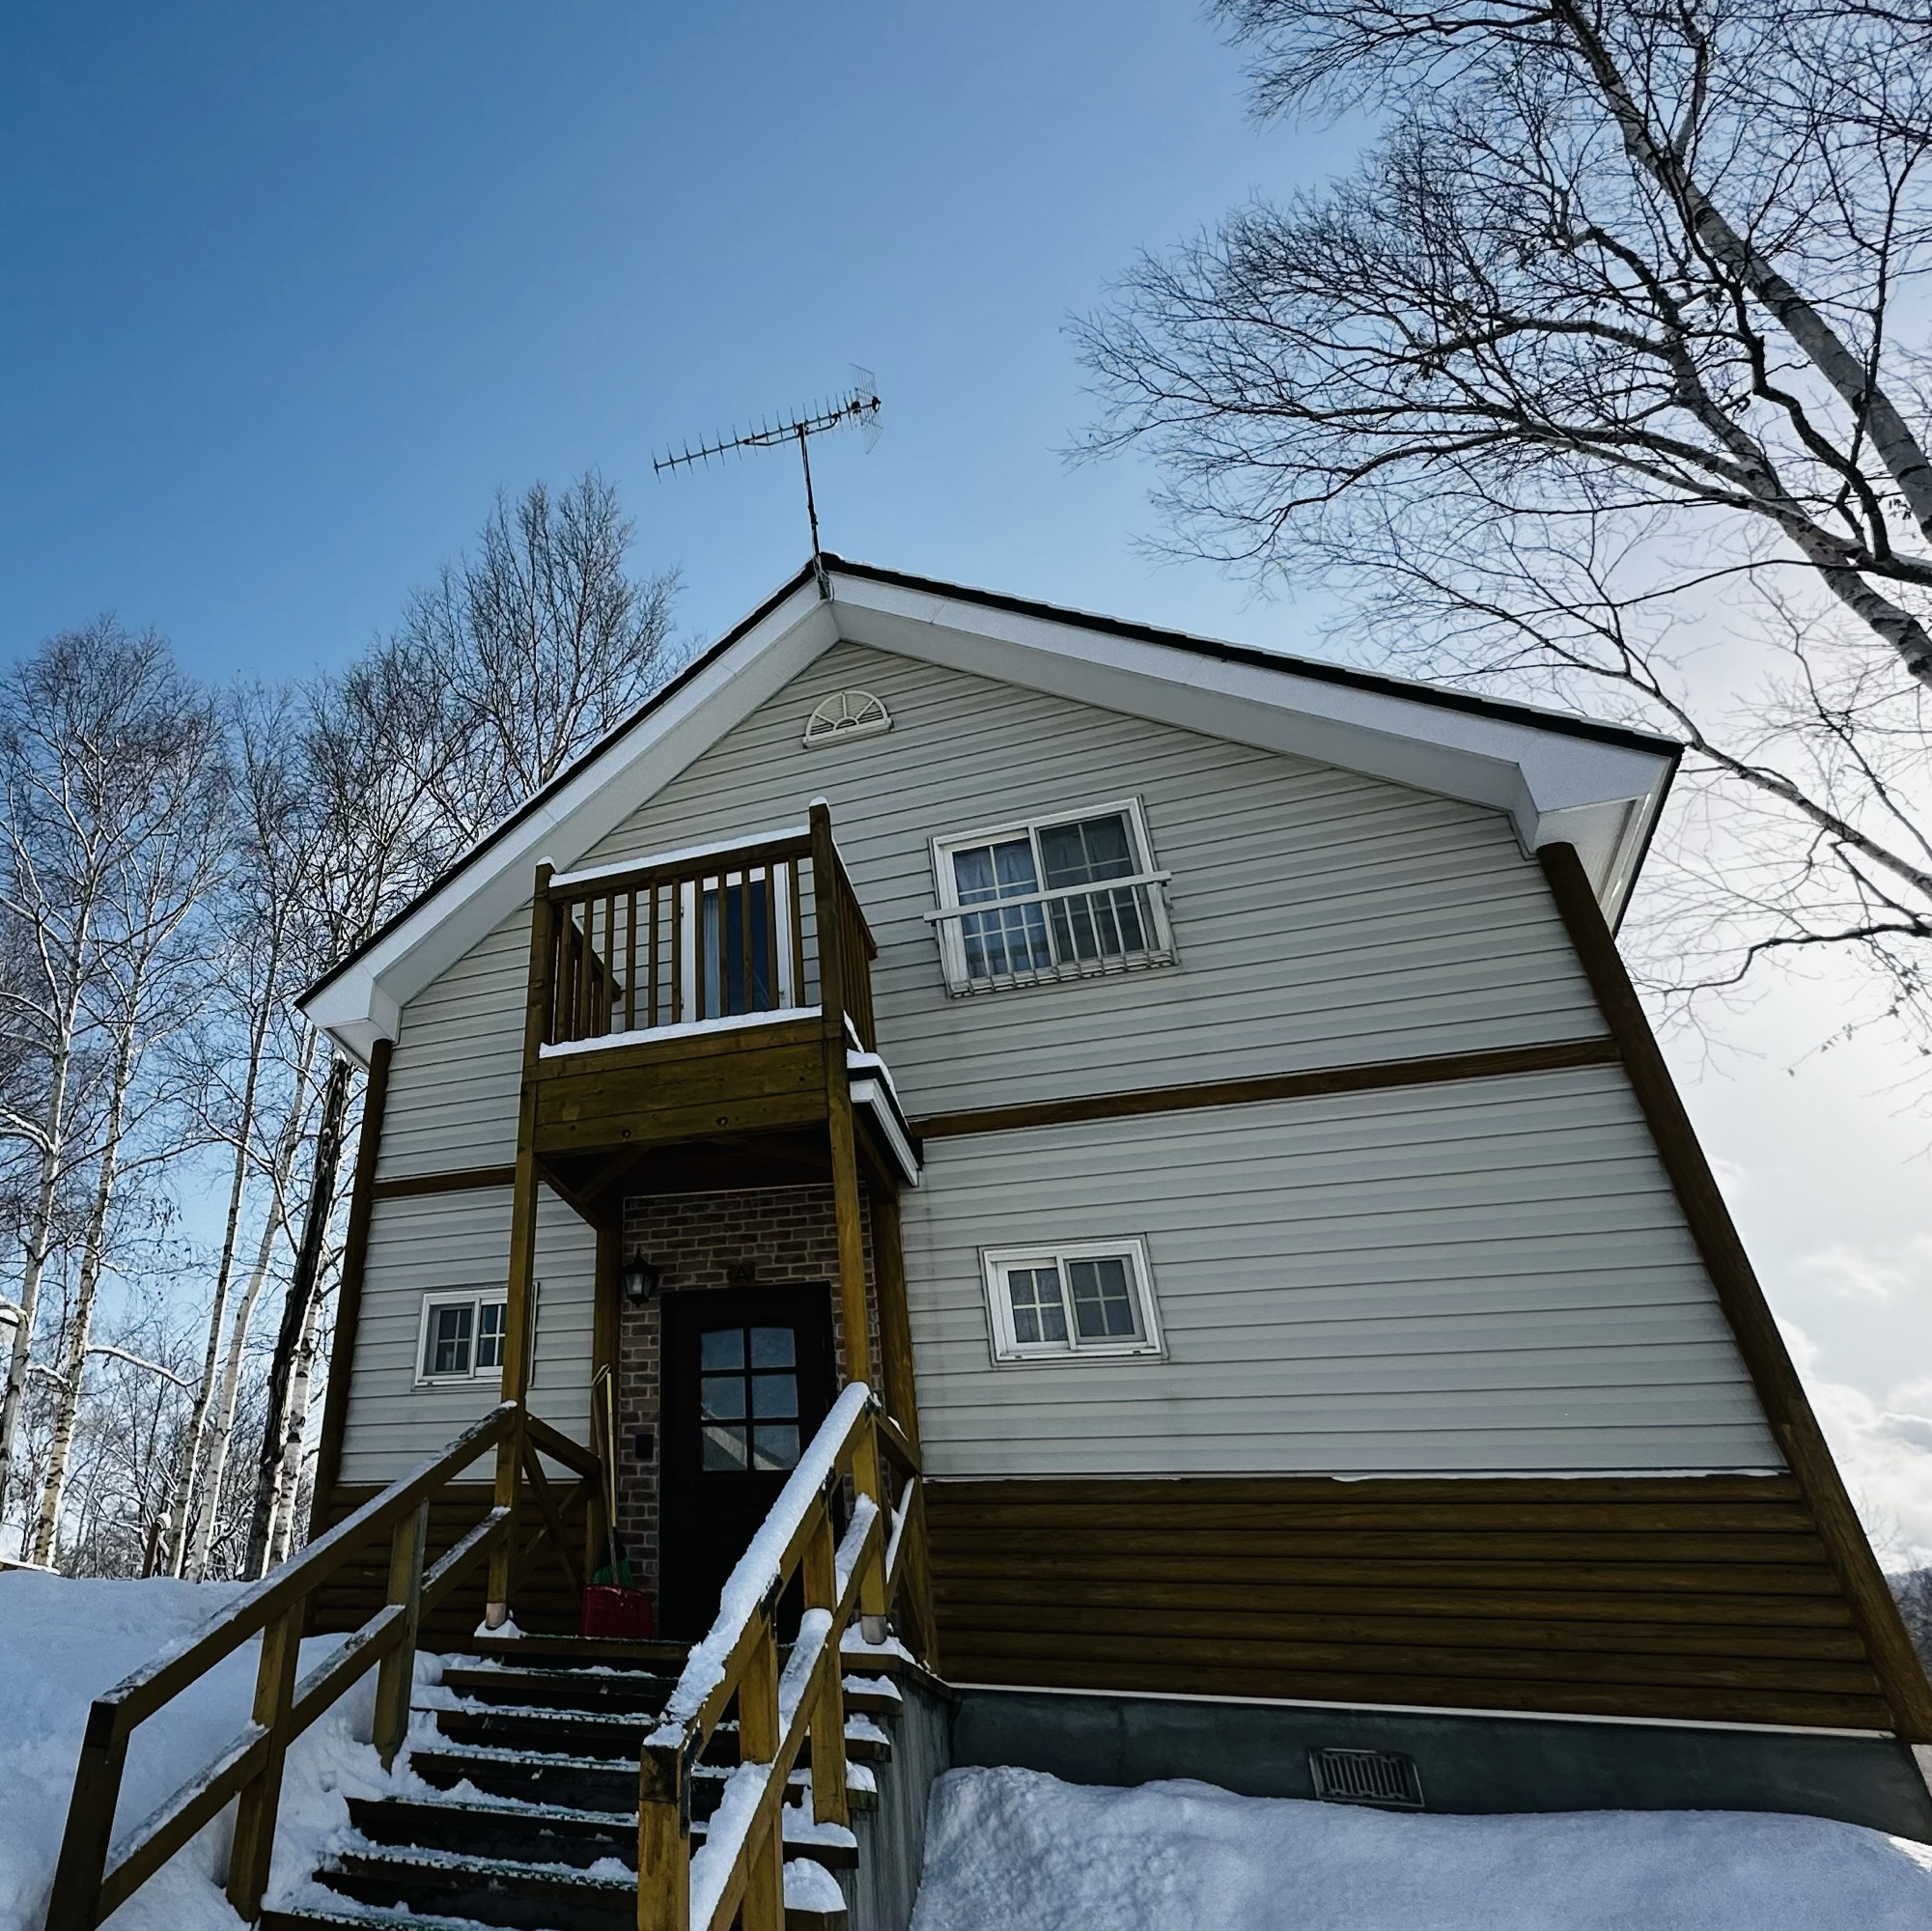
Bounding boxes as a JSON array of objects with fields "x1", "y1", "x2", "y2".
[
  {"x1": 373, "y1": 1497, "x2": 430, "y2": 1767},
  {"x1": 491, "y1": 861, "x2": 556, "y2": 1626},
  {"x1": 43, "y1": 1701, "x2": 127, "y2": 1931},
  {"x1": 740, "y1": 1621, "x2": 785, "y2": 1931},
  {"x1": 854, "y1": 1411, "x2": 890, "y2": 1644},
  {"x1": 801, "y1": 1508, "x2": 850, "y2": 1830},
  {"x1": 637, "y1": 1736, "x2": 689, "y2": 1931},
  {"x1": 225, "y1": 1598, "x2": 304, "y2": 1920}
]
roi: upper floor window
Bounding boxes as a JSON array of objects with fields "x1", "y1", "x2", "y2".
[
  {"x1": 417, "y1": 1290, "x2": 509, "y2": 1385},
  {"x1": 928, "y1": 798, "x2": 1177, "y2": 995}
]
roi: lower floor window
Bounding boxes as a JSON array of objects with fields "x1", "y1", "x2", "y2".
[
  {"x1": 981, "y1": 1238, "x2": 1162, "y2": 1362},
  {"x1": 417, "y1": 1291, "x2": 509, "y2": 1383}
]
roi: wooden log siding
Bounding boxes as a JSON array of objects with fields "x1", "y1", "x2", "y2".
[{"x1": 926, "y1": 1475, "x2": 1896, "y2": 1731}]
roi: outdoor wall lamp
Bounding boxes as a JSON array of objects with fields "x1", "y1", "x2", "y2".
[{"x1": 621, "y1": 1255, "x2": 661, "y2": 1308}]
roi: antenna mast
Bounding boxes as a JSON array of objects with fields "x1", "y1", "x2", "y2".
[{"x1": 654, "y1": 374, "x2": 882, "y2": 599}]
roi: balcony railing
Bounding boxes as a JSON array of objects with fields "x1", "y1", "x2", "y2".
[
  {"x1": 925, "y1": 871, "x2": 1176, "y2": 995},
  {"x1": 538, "y1": 804, "x2": 877, "y2": 1054}
]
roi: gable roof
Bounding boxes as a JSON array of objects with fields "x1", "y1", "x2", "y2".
[{"x1": 301, "y1": 554, "x2": 1678, "y2": 1060}]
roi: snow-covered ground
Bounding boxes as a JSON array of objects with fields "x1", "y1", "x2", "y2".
[
  {"x1": 0, "y1": 1572, "x2": 418, "y2": 1931},
  {"x1": 911, "y1": 1765, "x2": 1932, "y2": 1931}
]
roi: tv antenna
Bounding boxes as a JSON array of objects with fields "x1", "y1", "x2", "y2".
[{"x1": 654, "y1": 369, "x2": 882, "y2": 598}]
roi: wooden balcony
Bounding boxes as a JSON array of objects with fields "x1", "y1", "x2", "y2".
[{"x1": 520, "y1": 802, "x2": 908, "y2": 1186}]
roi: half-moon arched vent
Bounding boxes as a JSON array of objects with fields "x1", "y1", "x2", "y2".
[{"x1": 802, "y1": 689, "x2": 892, "y2": 749}]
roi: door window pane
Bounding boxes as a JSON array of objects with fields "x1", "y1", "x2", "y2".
[
  {"x1": 1068, "y1": 1257, "x2": 1139, "y2": 1339},
  {"x1": 702, "y1": 1374, "x2": 747, "y2": 1420},
  {"x1": 702, "y1": 1423, "x2": 750, "y2": 1470},
  {"x1": 701, "y1": 1329, "x2": 744, "y2": 1371},
  {"x1": 749, "y1": 1327, "x2": 795, "y2": 1368},
  {"x1": 1006, "y1": 1267, "x2": 1068, "y2": 1346},
  {"x1": 751, "y1": 1372, "x2": 798, "y2": 1417},
  {"x1": 700, "y1": 878, "x2": 775, "y2": 1017},
  {"x1": 751, "y1": 1424, "x2": 800, "y2": 1469},
  {"x1": 426, "y1": 1303, "x2": 473, "y2": 1377}
]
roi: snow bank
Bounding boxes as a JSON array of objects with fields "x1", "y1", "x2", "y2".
[
  {"x1": 910, "y1": 1766, "x2": 1932, "y2": 1931},
  {"x1": 0, "y1": 1573, "x2": 423, "y2": 1931}
]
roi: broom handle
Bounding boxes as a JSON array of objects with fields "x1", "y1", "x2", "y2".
[{"x1": 593, "y1": 1365, "x2": 622, "y2": 1581}]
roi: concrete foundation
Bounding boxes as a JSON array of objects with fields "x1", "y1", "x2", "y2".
[{"x1": 950, "y1": 1685, "x2": 1932, "y2": 1842}]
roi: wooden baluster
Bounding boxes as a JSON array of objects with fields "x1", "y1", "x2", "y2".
[
  {"x1": 697, "y1": 876, "x2": 711, "y2": 1022},
  {"x1": 739, "y1": 1624, "x2": 785, "y2": 1931},
  {"x1": 802, "y1": 1511, "x2": 850, "y2": 1829},
  {"x1": 787, "y1": 860, "x2": 805, "y2": 1009},
  {"x1": 763, "y1": 863, "x2": 780, "y2": 1015},
  {"x1": 649, "y1": 882, "x2": 661, "y2": 1028},
  {"x1": 574, "y1": 898, "x2": 594, "y2": 1040},
  {"x1": 671, "y1": 880, "x2": 685, "y2": 1024},
  {"x1": 637, "y1": 1736, "x2": 689, "y2": 1931},
  {"x1": 225, "y1": 1600, "x2": 304, "y2": 1920},
  {"x1": 625, "y1": 887, "x2": 637, "y2": 1033},
  {"x1": 602, "y1": 894, "x2": 616, "y2": 1034},
  {"x1": 738, "y1": 866, "x2": 753, "y2": 1017},
  {"x1": 373, "y1": 1499, "x2": 430, "y2": 1767},
  {"x1": 42, "y1": 1701, "x2": 129, "y2": 1931}
]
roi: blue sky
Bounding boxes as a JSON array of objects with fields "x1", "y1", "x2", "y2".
[
  {"x1": 8, "y1": 2, "x2": 1932, "y2": 1553},
  {"x1": 0, "y1": 0, "x2": 1346, "y2": 677}
]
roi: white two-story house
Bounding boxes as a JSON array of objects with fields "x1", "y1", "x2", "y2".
[{"x1": 295, "y1": 555, "x2": 1932, "y2": 1840}]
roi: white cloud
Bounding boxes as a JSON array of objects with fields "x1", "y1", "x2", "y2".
[
  {"x1": 1780, "y1": 1318, "x2": 1932, "y2": 1569},
  {"x1": 1791, "y1": 1235, "x2": 1932, "y2": 1308}
]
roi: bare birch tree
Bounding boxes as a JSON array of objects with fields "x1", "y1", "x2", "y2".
[
  {"x1": 1079, "y1": 0, "x2": 1932, "y2": 1051},
  {"x1": 26, "y1": 658, "x2": 226, "y2": 1563}
]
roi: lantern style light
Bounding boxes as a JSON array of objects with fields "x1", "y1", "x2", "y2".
[{"x1": 621, "y1": 1255, "x2": 660, "y2": 1307}]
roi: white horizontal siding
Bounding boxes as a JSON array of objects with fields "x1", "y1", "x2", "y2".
[
  {"x1": 339, "y1": 1186, "x2": 595, "y2": 1485},
  {"x1": 558, "y1": 640, "x2": 1606, "y2": 1120},
  {"x1": 898, "y1": 1063, "x2": 1780, "y2": 1478}
]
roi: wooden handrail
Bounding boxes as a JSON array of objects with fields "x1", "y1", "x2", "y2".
[
  {"x1": 636, "y1": 1383, "x2": 923, "y2": 1931},
  {"x1": 42, "y1": 1399, "x2": 583, "y2": 1931}
]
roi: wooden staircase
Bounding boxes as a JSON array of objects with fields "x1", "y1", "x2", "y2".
[{"x1": 260, "y1": 1631, "x2": 910, "y2": 1931}]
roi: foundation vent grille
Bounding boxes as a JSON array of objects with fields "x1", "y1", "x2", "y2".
[{"x1": 1308, "y1": 1747, "x2": 1424, "y2": 1810}]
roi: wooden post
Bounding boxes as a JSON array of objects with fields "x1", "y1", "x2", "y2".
[
  {"x1": 42, "y1": 1702, "x2": 128, "y2": 1931},
  {"x1": 373, "y1": 1499, "x2": 429, "y2": 1768},
  {"x1": 869, "y1": 1186, "x2": 920, "y2": 1456},
  {"x1": 309, "y1": 1034, "x2": 394, "y2": 1543},
  {"x1": 225, "y1": 1601, "x2": 303, "y2": 1919},
  {"x1": 490, "y1": 863, "x2": 556, "y2": 1626},
  {"x1": 637, "y1": 1737, "x2": 689, "y2": 1931},
  {"x1": 811, "y1": 805, "x2": 873, "y2": 1389},
  {"x1": 852, "y1": 1413, "x2": 889, "y2": 1639},
  {"x1": 738, "y1": 1624, "x2": 785, "y2": 1931},
  {"x1": 801, "y1": 1512, "x2": 850, "y2": 1829}
]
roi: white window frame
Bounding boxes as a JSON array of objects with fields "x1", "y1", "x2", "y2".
[
  {"x1": 980, "y1": 1237, "x2": 1163, "y2": 1363},
  {"x1": 926, "y1": 796, "x2": 1177, "y2": 996},
  {"x1": 414, "y1": 1288, "x2": 511, "y2": 1386}
]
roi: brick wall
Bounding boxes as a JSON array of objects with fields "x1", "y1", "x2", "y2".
[{"x1": 614, "y1": 1184, "x2": 878, "y2": 1596}]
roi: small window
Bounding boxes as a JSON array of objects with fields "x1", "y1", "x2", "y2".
[
  {"x1": 803, "y1": 689, "x2": 891, "y2": 748},
  {"x1": 928, "y1": 798, "x2": 1176, "y2": 995},
  {"x1": 981, "y1": 1239, "x2": 1162, "y2": 1363},
  {"x1": 417, "y1": 1291, "x2": 510, "y2": 1385}
]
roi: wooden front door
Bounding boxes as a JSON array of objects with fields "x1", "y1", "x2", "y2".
[{"x1": 659, "y1": 1285, "x2": 837, "y2": 1638}]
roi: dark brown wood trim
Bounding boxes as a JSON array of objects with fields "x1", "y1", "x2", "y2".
[
  {"x1": 309, "y1": 1038, "x2": 393, "y2": 1531},
  {"x1": 910, "y1": 1035, "x2": 1622, "y2": 1141},
  {"x1": 1537, "y1": 840, "x2": 1932, "y2": 1740},
  {"x1": 927, "y1": 1472, "x2": 1893, "y2": 1730},
  {"x1": 370, "y1": 1163, "x2": 517, "y2": 1200}
]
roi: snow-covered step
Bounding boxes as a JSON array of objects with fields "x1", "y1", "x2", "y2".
[
  {"x1": 346, "y1": 1791, "x2": 860, "y2": 1873},
  {"x1": 432, "y1": 1700, "x2": 895, "y2": 1767}
]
